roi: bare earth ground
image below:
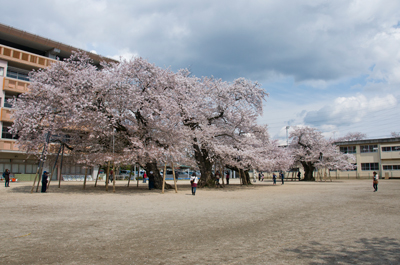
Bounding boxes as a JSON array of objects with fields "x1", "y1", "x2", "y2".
[{"x1": 1, "y1": 178, "x2": 399, "y2": 265}]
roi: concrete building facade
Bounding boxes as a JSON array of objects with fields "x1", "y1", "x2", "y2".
[
  {"x1": 0, "y1": 23, "x2": 117, "y2": 181},
  {"x1": 335, "y1": 137, "x2": 400, "y2": 179}
]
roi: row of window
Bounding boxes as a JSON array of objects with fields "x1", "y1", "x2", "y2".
[
  {"x1": 340, "y1": 145, "x2": 378, "y2": 154},
  {"x1": 361, "y1": 145, "x2": 378, "y2": 153},
  {"x1": 342, "y1": 163, "x2": 399, "y2": 171},
  {"x1": 383, "y1": 165, "x2": 400, "y2": 170},
  {"x1": 341, "y1": 145, "x2": 400, "y2": 154},
  {"x1": 6, "y1": 66, "x2": 30, "y2": 81},
  {"x1": 0, "y1": 66, "x2": 30, "y2": 81},
  {"x1": 361, "y1": 163, "x2": 379, "y2": 171},
  {"x1": 0, "y1": 162, "x2": 92, "y2": 175},
  {"x1": 340, "y1": 146, "x2": 356, "y2": 154},
  {"x1": 382, "y1": 146, "x2": 400, "y2": 152}
]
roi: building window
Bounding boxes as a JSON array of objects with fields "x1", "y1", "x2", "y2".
[
  {"x1": 360, "y1": 145, "x2": 378, "y2": 153},
  {"x1": 340, "y1": 146, "x2": 356, "y2": 154},
  {"x1": 4, "y1": 96, "x2": 13, "y2": 108},
  {"x1": 2, "y1": 122, "x2": 18, "y2": 139},
  {"x1": 383, "y1": 165, "x2": 400, "y2": 170},
  {"x1": 6, "y1": 66, "x2": 30, "y2": 81},
  {"x1": 361, "y1": 163, "x2": 379, "y2": 171},
  {"x1": 382, "y1": 146, "x2": 400, "y2": 152},
  {"x1": 0, "y1": 67, "x2": 4, "y2": 77}
]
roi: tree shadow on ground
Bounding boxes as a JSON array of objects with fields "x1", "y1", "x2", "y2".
[
  {"x1": 286, "y1": 237, "x2": 400, "y2": 264},
  {"x1": 7, "y1": 182, "x2": 258, "y2": 195}
]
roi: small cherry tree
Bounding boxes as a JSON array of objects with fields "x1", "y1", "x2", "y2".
[{"x1": 336, "y1": 132, "x2": 366, "y2": 142}]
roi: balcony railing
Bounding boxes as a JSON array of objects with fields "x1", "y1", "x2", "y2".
[
  {"x1": 0, "y1": 44, "x2": 56, "y2": 69},
  {"x1": 3, "y1": 77, "x2": 30, "y2": 93},
  {"x1": 1, "y1": 108, "x2": 14, "y2": 122},
  {"x1": 0, "y1": 139, "x2": 19, "y2": 151}
]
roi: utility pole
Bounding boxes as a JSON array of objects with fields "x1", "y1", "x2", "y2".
[{"x1": 286, "y1": 126, "x2": 290, "y2": 146}]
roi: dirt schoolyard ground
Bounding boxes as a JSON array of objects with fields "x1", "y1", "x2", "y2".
[{"x1": 1, "y1": 178, "x2": 399, "y2": 264}]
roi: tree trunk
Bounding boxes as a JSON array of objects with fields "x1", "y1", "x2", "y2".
[
  {"x1": 239, "y1": 169, "x2": 251, "y2": 185},
  {"x1": 193, "y1": 144, "x2": 214, "y2": 187},
  {"x1": 301, "y1": 161, "x2": 315, "y2": 181},
  {"x1": 144, "y1": 161, "x2": 172, "y2": 190}
]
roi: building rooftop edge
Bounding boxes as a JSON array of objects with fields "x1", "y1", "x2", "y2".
[
  {"x1": 334, "y1": 137, "x2": 400, "y2": 146},
  {"x1": 0, "y1": 23, "x2": 118, "y2": 64}
]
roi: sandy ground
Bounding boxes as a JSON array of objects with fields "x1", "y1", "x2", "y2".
[{"x1": 1, "y1": 178, "x2": 399, "y2": 265}]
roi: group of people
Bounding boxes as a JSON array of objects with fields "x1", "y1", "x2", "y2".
[
  {"x1": 3, "y1": 168, "x2": 50, "y2": 192},
  {"x1": 272, "y1": 172, "x2": 285, "y2": 185},
  {"x1": 214, "y1": 171, "x2": 230, "y2": 186},
  {"x1": 2, "y1": 168, "x2": 381, "y2": 194}
]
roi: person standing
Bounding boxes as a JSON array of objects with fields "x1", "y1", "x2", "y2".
[
  {"x1": 272, "y1": 173, "x2": 277, "y2": 185},
  {"x1": 373, "y1": 171, "x2": 379, "y2": 192},
  {"x1": 297, "y1": 171, "x2": 301, "y2": 181},
  {"x1": 143, "y1": 172, "x2": 147, "y2": 183},
  {"x1": 280, "y1": 172, "x2": 284, "y2": 185},
  {"x1": 258, "y1": 172, "x2": 262, "y2": 181},
  {"x1": 108, "y1": 169, "x2": 113, "y2": 183},
  {"x1": 148, "y1": 171, "x2": 155, "y2": 190},
  {"x1": 41, "y1": 171, "x2": 49, "y2": 193},
  {"x1": 3, "y1": 169, "x2": 10, "y2": 187},
  {"x1": 215, "y1": 171, "x2": 220, "y2": 186},
  {"x1": 190, "y1": 172, "x2": 199, "y2": 195},
  {"x1": 226, "y1": 171, "x2": 230, "y2": 185}
]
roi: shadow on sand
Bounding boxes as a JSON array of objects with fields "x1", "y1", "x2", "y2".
[{"x1": 286, "y1": 237, "x2": 400, "y2": 264}]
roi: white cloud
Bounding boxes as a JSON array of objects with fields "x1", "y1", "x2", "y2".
[
  {"x1": 303, "y1": 94, "x2": 398, "y2": 126},
  {"x1": 108, "y1": 49, "x2": 140, "y2": 62}
]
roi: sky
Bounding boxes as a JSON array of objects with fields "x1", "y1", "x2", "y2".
[{"x1": 1, "y1": 0, "x2": 400, "y2": 143}]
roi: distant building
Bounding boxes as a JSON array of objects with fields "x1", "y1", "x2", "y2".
[
  {"x1": 0, "y1": 23, "x2": 117, "y2": 181},
  {"x1": 335, "y1": 137, "x2": 400, "y2": 179}
]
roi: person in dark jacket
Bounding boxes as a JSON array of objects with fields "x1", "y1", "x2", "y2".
[
  {"x1": 280, "y1": 172, "x2": 284, "y2": 185},
  {"x1": 3, "y1": 169, "x2": 10, "y2": 187},
  {"x1": 41, "y1": 171, "x2": 48, "y2": 192},
  {"x1": 148, "y1": 171, "x2": 155, "y2": 190}
]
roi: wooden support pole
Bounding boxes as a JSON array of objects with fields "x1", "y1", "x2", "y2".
[
  {"x1": 220, "y1": 162, "x2": 225, "y2": 187},
  {"x1": 162, "y1": 164, "x2": 166, "y2": 194},
  {"x1": 127, "y1": 164, "x2": 133, "y2": 187},
  {"x1": 83, "y1": 167, "x2": 88, "y2": 190},
  {"x1": 31, "y1": 133, "x2": 50, "y2": 193},
  {"x1": 172, "y1": 162, "x2": 178, "y2": 193},
  {"x1": 47, "y1": 168, "x2": 55, "y2": 190},
  {"x1": 94, "y1": 165, "x2": 100, "y2": 187},
  {"x1": 58, "y1": 144, "x2": 65, "y2": 188},
  {"x1": 106, "y1": 161, "x2": 110, "y2": 191},
  {"x1": 57, "y1": 165, "x2": 61, "y2": 186},
  {"x1": 47, "y1": 144, "x2": 62, "y2": 190},
  {"x1": 31, "y1": 166, "x2": 41, "y2": 193},
  {"x1": 112, "y1": 164, "x2": 116, "y2": 193},
  {"x1": 36, "y1": 164, "x2": 44, "y2": 193}
]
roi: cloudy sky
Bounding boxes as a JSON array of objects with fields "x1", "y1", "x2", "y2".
[{"x1": 2, "y1": 0, "x2": 400, "y2": 143}]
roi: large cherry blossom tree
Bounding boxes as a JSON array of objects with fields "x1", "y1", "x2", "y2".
[
  {"x1": 12, "y1": 52, "x2": 295, "y2": 189},
  {"x1": 289, "y1": 127, "x2": 355, "y2": 181},
  {"x1": 12, "y1": 52, "x2": 190, "y2": 188},
  {"x1": 174, "y1": 73, "x2": 279, "y2": 186}
]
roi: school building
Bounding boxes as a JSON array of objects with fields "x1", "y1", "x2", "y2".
[
  {"x1": 0, "y1": 23, "x2": 117, "y2": 181},
  {"x1": 335, "y1": 137, "x2": 400, "y2": 179}
]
